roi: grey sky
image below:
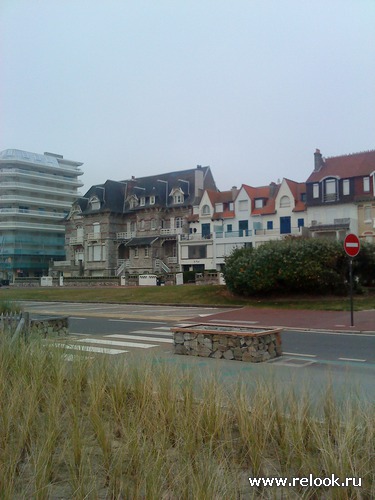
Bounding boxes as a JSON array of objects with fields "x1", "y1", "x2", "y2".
[{"x1": 1, "y1": 0, "x2": 374, "y2": 194}]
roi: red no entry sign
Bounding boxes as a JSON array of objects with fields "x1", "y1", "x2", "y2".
[{"x1": 344, "y1": 233, "x2": 360, "y2": 257}]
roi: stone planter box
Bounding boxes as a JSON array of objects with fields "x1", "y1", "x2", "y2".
[{"x1": 171, "y1": 323, "x2": 282, "y2": 362}]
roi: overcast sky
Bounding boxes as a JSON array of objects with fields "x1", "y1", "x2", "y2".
[{"x1": 1, "y1": 0, "x2": 374, "y2": 194}]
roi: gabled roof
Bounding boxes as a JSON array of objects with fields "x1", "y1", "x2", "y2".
[
  {"x1": 206, "y1": 188, "x2": 238, "y2": 220},
  {"x1": 284, "y1": 178, "x2": 306, "y2": 213},
  {"x1": 242, "y1": 183, "x2": 280, "y2": 215},
  {"x1": 307, "y1": 150, "x2": 375, "y2": 183}
]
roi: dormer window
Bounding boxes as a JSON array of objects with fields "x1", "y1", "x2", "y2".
[
  {"x1": 363, "y1": 176, "x2": 370, "y2": 192},
  {"x1": 149, "y1": 195, "x2": 155, "y2": 205},
  {"x1": 89, "y1": 196, "x2": 100, "y2": 211},
  {"x1": 129, "y1": 195, "x2": 138, "y2": 209},
  {"x1": 201, "y1": 204, "x2": 210, "y2": 215},
  {"x1": 140, "y1": 196, "x2": 146, "y2": 206},
  {"x1": 343, "y1": 179, "x2": 350, "y2": 196},
  {"x1": 171, "y1": 188, "x2": 184, "y2": 204},
  {"x1": 255, "y1": 199, "x2": 264, "y2": 209},
  {"x1": 324, "y1": 178, "x2": 338, "y2": 202}
]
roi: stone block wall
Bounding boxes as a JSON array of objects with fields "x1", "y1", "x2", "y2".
[
  {"x1": 172, "y1": 324, "x2": 282, "y2": 362},
  {"x1": 29, "y1": 316, "x2": 69, "y2": 338}
]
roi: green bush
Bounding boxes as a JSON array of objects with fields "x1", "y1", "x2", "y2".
[{"x1": 223, "y1": 238, "x2": 349, "y2": 296}]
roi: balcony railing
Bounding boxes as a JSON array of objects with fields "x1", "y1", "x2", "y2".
[
  {"x1": 0, "y1": 208, "x2": 66, "y2": 219},
  {"x1": 0, "y1": 195, "x2": 73, "y2": 208},
  {"x1": 0, "y1": 221, "x2": 63, "y2": 232},
  {"x1": 180, "y1": 233, "x2": 213, "y2": 241},
  {"x1": 160, "y1": 227, "x2": 183, "y2": 236},
  {"x1": 167, "y1": 256, "x2": 178, "y2": 264},
  {"x1": 116, "y1": 231, "x2": 137, "y2": 240},
  {"x1": 69, "y1": 236, "x2": 84, "y2": 245},
  {"x1": 87, "y1": 232, "x2": 102, "y2": 241},
  {"x1": 215, "y1": 230, "x2": 252, "y2": 238},
  {"x1": 0, "y1": 168, "x2": 83, "y2": 187},
  {"x1": 0, "y1": 182, "x2": 80, "y2": 197}
]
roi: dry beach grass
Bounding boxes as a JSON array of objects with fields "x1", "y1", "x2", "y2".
[{"x1": 0, "y1": 331, "x2": 373, "y2": 499}]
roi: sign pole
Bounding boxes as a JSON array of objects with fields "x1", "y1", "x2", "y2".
[
  {"x1": 344, "y1": 233, "x2": 360, "y2": 328},
  {"x1": 349, "y1": 257, "x2": 354, "y2": 327}
]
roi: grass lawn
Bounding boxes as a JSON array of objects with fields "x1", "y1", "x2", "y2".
[{"x1": 2, "y1": 284, "x2": 375, "y2": 311}]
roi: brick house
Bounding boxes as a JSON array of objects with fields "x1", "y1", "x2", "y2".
[{"x1": 57, "y1": 166, "x2": 217, "y2": 277}]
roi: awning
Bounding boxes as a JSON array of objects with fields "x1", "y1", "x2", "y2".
[{"x1": 125, "y1": 237, "x2": 159, "y2": 247}]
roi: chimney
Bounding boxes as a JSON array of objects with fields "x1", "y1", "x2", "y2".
[
  {"x1": 231, "y1": 186, "x2": 237, "y2": 199},
  {"x1": 269, "y1": 182, "x2": 277, "y2": 197},
  {"x1": 314, "y1": 149, "x2": 324, "y2": 171}
]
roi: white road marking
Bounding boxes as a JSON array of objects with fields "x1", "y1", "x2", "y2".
[
  {"x1": 338, "y1": 357, "x2": 366, "y2": 362},
  {"x1": 105, "y1": 334, "x2": 173, "y2": 343},
  {"x1": 131, "y1": 329, "x2": 172, "y2": 336},
  {"x1": 283, "y1": 352, "x2": 317, "y2": 358},
  {"x1": 75, "y1": 338, "x2": 158, "y2": 349},
  {"x1": 154, "y1": 326, "x2": 172, "y2": 331},
  {"x1": 71, "y1": 317, "x2": 87, "y2": 320},
  {"x1": 109, "y1": 319, "x2": 168, "y2": 324},
  {"x1": 52, "y1": 344, "x2": 127, "y2": 355}
]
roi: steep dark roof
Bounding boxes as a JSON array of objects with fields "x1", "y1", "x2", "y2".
[{"x1": 81, "y1": 180, "x2": 126, "y2": 214}]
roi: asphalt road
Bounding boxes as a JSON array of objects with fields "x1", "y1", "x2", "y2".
[{"x1": 21, "y1": 301, "x2": 375, "y2": 401}]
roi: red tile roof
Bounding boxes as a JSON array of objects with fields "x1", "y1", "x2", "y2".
[
  {"x1": 284, "y1": 178, "x2": 306, "y2": 212},
  {"x1": 242, "y1": 183, "x2": 280, "y2": 215},
  {"x1": 307, "y1": 150, "x2": 375, "y2": 183}
]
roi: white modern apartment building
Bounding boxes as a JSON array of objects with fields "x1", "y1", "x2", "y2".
[{"x1": 0, "y1": 149, "x2": 83, "y2": 280}]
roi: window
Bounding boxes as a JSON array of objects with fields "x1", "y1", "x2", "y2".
[
  {"x1": 364, "y1": 206, "x2": 372, "y2": 222},
  {"x1": 133, "y1": 247, "x2": 139, "y2": 258},
  {"x1": 325, "y1": 179, "x2": 336, "y2": 194},
  {"x1": 188, "y1": 245, "x2": 207, "y2": 259},
  {"x1": 144, "y1": 247, "x2": 149, "y2": 258},
  {"x1": 88, "y1": 244, "x2": 102, "y2": 262},
  {"x1": 280, "y1": 196, "x2": 291, "y2": 208},
  {"x1": 130, "y1": 221, "x2": 136, "y2": 232},
  {"x1": 93, "y1": 222, "x2": 100, "y2": 234},
  {"x1": 149, "y1": 195, "x2": 155, "y2": 205},
  {"x1": 90, "y1": 197, "x2": 100, "y2": 210},
  {"x1": 201, "y1": 204, "x2": 210, "y2": 215},
  {"x1": 343, "y1": 179, "x2": 350, "y2": 195},
  {"x1": 226, "y1": 224, "x2": 232, "y2": 232},
  {"x1": 298, "y1": 218, "x2": 304, "y2": 228},
  {"x1": 313, "y1": 183, "x2": 319, "y2": 198},
  {"x1": 238, "y1": 200, "x2": 248, "y2": 211},
  {"x1": 129, "y1": 196, "x2": 138, "y2": 208},
  {"x1": 175, "y1": 217, "x2": 183, "y2": 228},
  {"x1": 173, "y1": 189, "x2": 184, "y2": 204},
  {"x1": 255, "y1": 199, "x2": 264, "y2": 209},
  {"x1": 140, "y1": 197, "x2": 146, "y2": 206},
  {"x1": 267, "y1": 221, "x2": 273, "y2": 230},
  {"x1": 151, "y1": 219, "x2": 157, "y2": 230},
  {"x1": 363, "y1": 177, "x2": 370, "y2": 192},
  {"x1": 139, "y1": 220, "x2": 145, "y2": 231}
]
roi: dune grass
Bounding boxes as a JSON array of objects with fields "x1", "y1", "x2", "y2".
[
  {"x1": 2, "y1": 284, "x2": 375, "y2": 310},
  {"x1": 0, "y1": 333, "x2": 373, "y2": 498}
]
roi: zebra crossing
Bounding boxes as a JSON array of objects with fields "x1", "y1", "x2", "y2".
[{"x1": 45, "y1": 325, "x2": 175, "y2": 359}]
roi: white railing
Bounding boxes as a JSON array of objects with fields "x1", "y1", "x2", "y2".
[
  {"x1": 87, "y1": 232, "x2": 102, "y2": 241},
  {"x1": 0, "y1": 221, "x2": 63, "y2": 231},
  {"x1": 69, "y1": 236, "x2": 84, "y2": 245},
  {"x1": 160, "y1": 228, "x2": 183, "y2": 235},
  {"x1": 0, "y1": 168, "x2": 83, "y2": 187},
  {"x1": 154, "y1": 259, "x2": 170, "y2": 273},
  {"x1": 116, "y1": 231, "x2": 137, "y2": 239},
  {"x1": 167, "y1": 256, "x2": 178, "y2": 264},
  {"x1": 0, "y1": 195, "x2": 73, "y2": 208},
  {"x1": 53, "y1": 260, "x2": 71, "y2": 267},
  {"x1": 0, "y1": 208, "x2": 65, "y2": 219},
  {"x1": 180, "y1": 233, "x2": 212, "y2": 241},
  {"x1": 0, "y1": 182, "x2": 79, "y2": 197}
]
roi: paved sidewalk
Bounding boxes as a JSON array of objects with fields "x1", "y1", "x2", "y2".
[{"x1": 192, "y1": 307, "x2": 375, "y2": 334}]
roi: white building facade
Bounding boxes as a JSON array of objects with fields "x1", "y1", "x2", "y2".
[{"x1": 0, "y1": 149, "x2": 83, "y2": 280}]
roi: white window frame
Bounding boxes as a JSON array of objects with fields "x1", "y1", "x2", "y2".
[
  {"x1": 313, "y1": 183, "x2": 319, "y2": 199},
  {"x1": 255, "y1": 199, "x2": 264, "y2": 209},
  {"x1": 140, "y1": 196, "x2": 146, "y2": 206},
  {"x1": 279, "y1": 196, "x2": 291, "y2": 208},
  {"x1": 144, "y1": 247, "x2": 150, "y2": 258},
  {"x1": 238, "y1": 200, "x2": 248, "y2": 211},
  {"x1": 149, "y1": 195, "x2": 155, "y2": 205},
  {"x1": 363, "y1": 176, "x2": 370, "y2": 192},
  {"x1": 364, "y1": 205, "x2": 372, "y2": 223},
  {"x1": 343, "y1": 179, "x2": 350, "y2": 195},
  {"x1": 201, "y1": 204, "x2": 210, "y2": 215},
  {"x1": 175, "y1": 217, "x2": 183, "y2": 229},
  {"x1": 133, "y1": 247, "x2": 139, "y2": 258}
]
